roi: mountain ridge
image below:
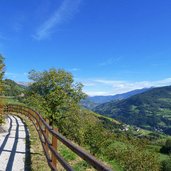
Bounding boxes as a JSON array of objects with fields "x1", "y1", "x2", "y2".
[
  {"x1": 94, "y1": 85, "x2": 171, "y2": 135},
  {"x1": 82, "y1": 87, "x2": 152, "y2": 109}
]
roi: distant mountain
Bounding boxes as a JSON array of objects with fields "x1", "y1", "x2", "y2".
[
  {"x1": 17, "y1": 82, "x2": 30, "y2": 87},
  {"x1": 81, "y1": 88, "x2": 151, "y2": 109},
  {"x1": 81, "y1": 99, "x2": 99, "y2": 109},
  {"x1": 94, "y1": 85, "x2": 171, "y2": 134}
]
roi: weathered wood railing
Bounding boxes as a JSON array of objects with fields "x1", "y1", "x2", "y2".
[{"x1": 4, "y1": 104, "x2": 112, "y2": 171}]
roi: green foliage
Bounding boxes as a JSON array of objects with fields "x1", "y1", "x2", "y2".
[
  {"x1": 160, "y1": 139, "x2": 171, "y2": 154},
  {"x1": 24, "y1": 68, "x2": 86, "y2": 125},
  {"x1": 165, "y1": 139, "x2": 171, "y2": 149},
  {"x1": 103, "y1": 144, "x2": 161, "y2": 171},
  {"x1": 73, "y1": 161, "x2": 91, "y2": 171},
  {"x1": 161, "y1": 158, "x2": 171, "y2": 171},
  {"x1": 2, "y1": 96, "x2": 23, "y2": 105},
  {"x1": 2, "y1": 79, "x2": 26, "y2": 96},
  {"x1": 23, "y1": 68, "x2": 89, "y2": 144},
  {"x1": 83, "y1": 120, "x2": 108, "y2": 154},
  {"x1": 59, "y1": 145, "x2": 77, "y2": 162}
]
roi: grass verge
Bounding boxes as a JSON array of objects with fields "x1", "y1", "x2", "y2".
[{"x1": 14, "y1": 113, "x2": 51, "y2": 171}]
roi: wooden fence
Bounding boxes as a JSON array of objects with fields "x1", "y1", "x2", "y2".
[{"x1": 4, "y1": 104, "x2": 113, "y2": 171}]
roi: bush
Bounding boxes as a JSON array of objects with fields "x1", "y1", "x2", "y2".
[
  {"x1": 160, "y1": 139, "x2": 171, "y2": 154},
  {"x1": 104, "y1": 144, "x2": 161, "y2": 171},
  {"x1": 162, "y1": 159, "x2": 171, "y2": 171}
]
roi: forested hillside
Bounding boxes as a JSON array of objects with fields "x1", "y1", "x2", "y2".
[
  {"x1": 94, "y1": 86, "x2": 171, "y2": 134},
  {"x1": 1, "y1": 79, "x2": 26, "y2": 96}
]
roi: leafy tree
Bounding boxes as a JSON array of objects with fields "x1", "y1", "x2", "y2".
[
  {"x1": 24, "y1": 68, "x2": 86, "y2": 126},
  {"x1": 83, "y1": 120, "x2": 106, "y2": 154}
]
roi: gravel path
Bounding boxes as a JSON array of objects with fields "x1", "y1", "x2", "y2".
[{"x1": 0, "y1": 115, "x2": 29, "y2": 171}]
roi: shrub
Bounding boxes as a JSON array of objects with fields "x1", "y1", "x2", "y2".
[
  {"x1": 160, "y1": 139, "x2": 171, "y2": 154},
  {"x1": 162, "y1": 159, "x2": 171, "y2": 171}
]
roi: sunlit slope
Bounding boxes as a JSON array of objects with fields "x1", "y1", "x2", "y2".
[{"x1": 94, "y1": 86, "x2": 171, "y2": 134}]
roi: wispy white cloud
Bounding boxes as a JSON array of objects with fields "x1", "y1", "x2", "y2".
[
  {"x1": 81, "y1": 82, "x2": 96, "y2": 87},
  {"x1": 11, "y1": 14, "x2": 26, "y2": 33},
  {"x1": 84, "y1": 91, "x2": 110, "y2": 96},
  {"x1": 69, "y1": 68, "x2": 80, "y2": 72},
  {"x1": 33, "y1": 0, "x2": 82, "y2": 40},
  {"x1": 13, "y1": 23, "x2": 23, "y2": 33},
  {"x1": 99, "y1": 57, "x2": 122, "y2": 66},
  {"x1": 82, "y1": 77, "x2": 171, "y2": 96}
]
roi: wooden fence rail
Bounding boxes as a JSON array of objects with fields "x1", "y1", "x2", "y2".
[{"x1": 4, "y1": 104, "x2": 112, "y2": 171}]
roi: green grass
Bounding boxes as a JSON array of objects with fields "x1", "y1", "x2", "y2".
[
  {"x1": 58, "y1": 140, "x2": 122, "y2": 170},
  {"x1": 106, "y1": 159, "x2": 124, "y2": 171},
  {"x1": 14, "y1": 113, "x2": 51, "y2": 171},
  {"x1": 147, "y1": 144, "x2": 161, "y2": 153},
  {"x1": 159, "y1": 154, "x2": 170, "y2": 162},
  {"x1": 94, "y1": 112, "x2": 121, "y2": 124},
  {"x1": 97, "y1": 155, "x2": 124, "y2": 171},
  {"x1": 73, "y1": 161, "x2": 93, "y2": 171},
  {"x1": 58, "y1": 142, "x2": 96, "y2": 170},
  {"x1": 0, "y1": 96, "x2": 23, "y2": 105},
  {"x1": 59, "y1": 144, "x2": 77, "y2": 162},
  {"x1": 139, "y1": 129, "x2": 152, "y2": 135}
]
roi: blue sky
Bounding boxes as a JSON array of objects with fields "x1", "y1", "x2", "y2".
[{"x1": 1, "y1": 0, "x2": 171, "y2": 96}]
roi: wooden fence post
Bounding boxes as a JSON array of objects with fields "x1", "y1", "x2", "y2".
[
  {"x1": 45, "y1": 119, "x2": 49, "y2": 156},
  {"x1": 17, "y1": 105, "x2": 19, "y2": 114},
  {"x1": 36, "y1": 114, "x2": 39, "y2": 130},
  {"x1": 28, "y1": 109, "x2": 30, "y2": 118},
  {"x1": 52, "y1": 127, "x2": 58, "y2": 168}
]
